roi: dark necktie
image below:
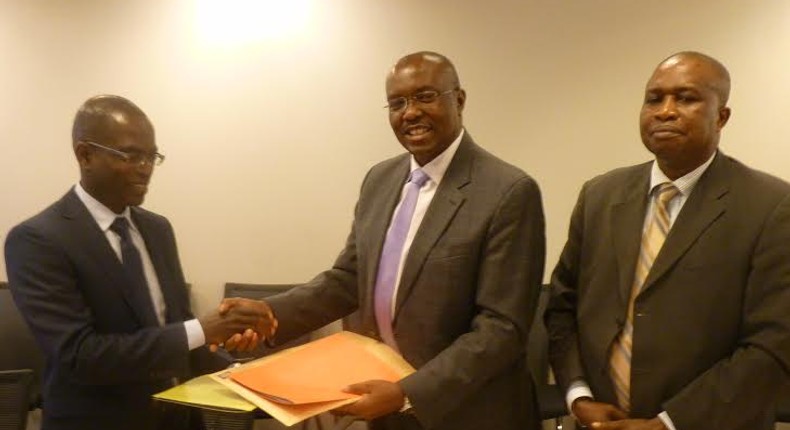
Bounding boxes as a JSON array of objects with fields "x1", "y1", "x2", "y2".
[
  {"x1": 110, "y1": 217, "x2": 158, "y2": 326},
  {"x1": 373, "y1": 169, "x2": 430, "y2": 351}
]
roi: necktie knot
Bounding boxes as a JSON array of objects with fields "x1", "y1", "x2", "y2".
[
  {"x1": 409, "y1": 169, "x2": 430, "y2": 188},
  {"x1": 110, "y1": 217, "x2": 131, "y2": 240},
  {"x1": 655, "y1": 183, "x2": 679, "y2": 206}
]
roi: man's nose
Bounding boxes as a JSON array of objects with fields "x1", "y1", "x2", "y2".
[
  {"x1": 401, "y1": 99, "x2": 423, "y2": 120},
  {"x1": 655, "y1": 96, "x2": 679, "y2": 120}
]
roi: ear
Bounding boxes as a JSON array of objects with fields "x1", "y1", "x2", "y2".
[
  {"x1": 456, "y1": 88, "x2": 467, "y2": 114},
  {"x1": 73, "y1": 141, "x2": 93, "y2": 170},
  {"x1": 717, "y1": 106, "x2": 731, "y2": 130}
]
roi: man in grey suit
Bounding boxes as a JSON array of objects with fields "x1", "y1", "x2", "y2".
[
  {"x1": 5, "y1": 95, "x2": 267, "y2": 430},
  {"x1": 545, "y1": 51, "x2": 790, "y2": 430},
  {"x1": 229, "y1": 51, "x2": 545, "y2": 429}
]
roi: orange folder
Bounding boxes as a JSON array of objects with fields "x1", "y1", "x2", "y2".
[
  {"x1": 230, "y1": 331, "x2": 403, "y2": 404},
  {"x1": 210, "y1": 331, "x2": 415, "y2": 426}
]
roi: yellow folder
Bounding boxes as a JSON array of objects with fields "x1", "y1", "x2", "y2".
[{"x1": 153, "y1": 374, "x2": 256, "y2": 412}]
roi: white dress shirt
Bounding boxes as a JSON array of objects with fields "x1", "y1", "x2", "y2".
[
  {"x1": 566, "y1": 151, "x2": 717, "y2": 430},
  {"x1": 387, "y1": 129, "x2": 464, "y2": 314},
  {"x1": 74, "y1": 183, "x2": 205, "y2": 350}
]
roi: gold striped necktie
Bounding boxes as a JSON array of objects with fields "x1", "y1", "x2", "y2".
[{"x1": 610, "y1": 182, "x2": 679, "y2": 412}]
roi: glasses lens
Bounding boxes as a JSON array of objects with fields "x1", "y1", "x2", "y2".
[
  {"x1": 413, "y1": 90, "x2": 440, "y2": 104},
  {"x1": 387, "y1": 97, "x2": 407, "y2": 112}
]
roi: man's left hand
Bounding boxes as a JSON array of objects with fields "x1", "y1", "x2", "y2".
[
  {"x1": 591, "y1": 418, "x2": 667, "y2": 430},
  {"x1": 333, "y1": 380, "x2": 405, "y2": 420}
]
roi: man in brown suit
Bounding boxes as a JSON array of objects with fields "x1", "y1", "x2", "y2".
[{"x1": 546, "y1": 51, "x2": 790, "y2": 430}]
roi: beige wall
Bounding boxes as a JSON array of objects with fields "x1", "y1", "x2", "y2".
[{"x1": 1, "y1": 0, "x2": 789, "y2": 314}]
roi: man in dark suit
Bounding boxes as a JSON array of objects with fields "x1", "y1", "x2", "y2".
[
  {"x1": 4, "y1": 95, "x2": 266, "y2": 430},
  {"x1": 227, "y1": 51, "x2": 546, "y2": 429},
  {"x1": 545, "y1": 51, "x2": 790, "y2": 430}
]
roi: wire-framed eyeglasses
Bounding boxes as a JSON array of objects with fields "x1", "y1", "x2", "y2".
[
  {"x1": 384, "y1": 89, "x2": 456, "y2": 113},
  {"x1": 82, "y1": 140, "x2": 165, "y2": 167}
]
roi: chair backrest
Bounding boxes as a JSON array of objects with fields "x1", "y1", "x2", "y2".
[
  {"x1": 776, "y1": 385, "x2": 790, "y2": 421},
  {"x1": 527, "y1": 284, "x2": 552, "y2": 385},
  {"x1": 222, "y1": 283, "x2": 313, "y2": 356},
  {"x1": 0, "y1": 283, "x2": 44, "y2": 409},
  {"x1": 224, "y1": 283, "x2": 295, "y2": 302},
  {"x1": 201, "y1": 410, "x2": 255, "y2": 430},
  {"x1": 0, "y1": 369, "x2": 33, "y2": 430}
]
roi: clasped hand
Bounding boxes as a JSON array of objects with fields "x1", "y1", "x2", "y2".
[
  {"x1": 572, "y1": 399, "x2": 666, "y2": 430},
  {"x1": 199, "y1": 298, "x2": 277, "y2": 352}
]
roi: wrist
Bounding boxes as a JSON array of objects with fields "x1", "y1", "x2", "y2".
[
  {"x1": 570, "y1": 396, "x2": 594, "y2": 423},
  {"x1": 571, "y1": 396, "x2": 593, "y2": 413}
]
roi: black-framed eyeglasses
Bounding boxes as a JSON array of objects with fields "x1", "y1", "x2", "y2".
[
  {"x1": 384, "y1": 89, "x2": 456, "y2": 113},
  {"x1": 81, "y1": 140, "x2": 165, "y2": 167}
]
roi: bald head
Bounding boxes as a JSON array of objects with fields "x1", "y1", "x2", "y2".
[
  {"x1": 385, "y1": 51, "x2": 466, "y2": 165},
  {"x1": 388, "y1": 51, "x2": 461, "y2": 91},
  {"x1": 640, "y1": 51, "x2": 732, "y2": 180},
  {"x1": 72, "y1": 95, "x2": 158, "y2": 213},
  {"x1": 72, "y1": 95, "x2": 153, "y2": 147},
  {"x1": 654, "y1": 51, "x2": 731, "y2": 107}
]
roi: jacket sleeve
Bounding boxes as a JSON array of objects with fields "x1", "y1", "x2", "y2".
[
  {"x1": 5, "y1": 222, "x2": 192, "y2": 385},
  {"x1": 545, "y1": 182, "x2": 589, "y2": 391}
]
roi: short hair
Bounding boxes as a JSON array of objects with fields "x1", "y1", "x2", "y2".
[
  {"x1": 72, "y1": 95, "x2": 150, "y2": 144},
  {"x1": 657, "y1": 51, "x2": 731, "y2": 106},
  {"x1": 390, "y1": 51, "x2": 461, "y2": 88}
]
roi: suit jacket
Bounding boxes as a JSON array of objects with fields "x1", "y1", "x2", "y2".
[
  {"x1": 546, "y1": 152, "x2": 790, "y2": 430},
  {"x1": 266, "y1": 133, "x2": 546, "y2": 430},
  {"x1": 4, "y1": 189, "x2": 218, "y2": 430}
]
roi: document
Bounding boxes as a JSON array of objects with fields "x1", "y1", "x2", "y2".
[
  {"x1": 210, "y1": 331, "x2": 415, "y2": 426},
  {"x1": 153, "y1": 374, "x2": 256, "y2": 412}
]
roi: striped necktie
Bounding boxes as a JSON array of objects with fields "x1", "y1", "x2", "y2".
[{"x1": 610, "y1": 182, "x2": 679, "y2": 411}]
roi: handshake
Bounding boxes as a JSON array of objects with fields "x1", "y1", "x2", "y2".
[{"x1": 198, "y1": 298, "x2": 278, "y2": 353}]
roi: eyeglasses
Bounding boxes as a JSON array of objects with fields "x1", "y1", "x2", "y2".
[
  {"x1": 384, "y1": 89, "x2": 456, "y2": 113},
  {"x1": 82, "y1": 140, "x2": 165, "y2": 167}
]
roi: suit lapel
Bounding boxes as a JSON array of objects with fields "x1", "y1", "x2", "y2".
[
  {"x1": 59, "y1": 191, "x2": 156, "y2": 326},
  {"x1": 641, "y1": 154, "x2": 729, "y2": 293},
  {"x1": 610, "y1": 165, "x2": 651, "y2": 306},
  {"x1": 392, "y1": 137, "x2": 472, "y2": 320}
]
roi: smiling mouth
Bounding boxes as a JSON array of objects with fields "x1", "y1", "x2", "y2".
[{"x1": 404, "y1": 125, "x2": 432, "y2": 138}]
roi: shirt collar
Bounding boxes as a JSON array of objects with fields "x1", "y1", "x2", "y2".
[
  {"x1": 408, "y1": 129, "x2": 465, "y2": 185},
  {"x1": 74, "y1": 183, "x2": 135, "y2": 233},
  {"x1": 649, "y1": 150, "x2": 717, "y2": 197}
]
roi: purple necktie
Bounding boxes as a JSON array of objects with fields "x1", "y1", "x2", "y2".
[{"x1": 374, "y1": 169, "x2": 430, "y2": 351}]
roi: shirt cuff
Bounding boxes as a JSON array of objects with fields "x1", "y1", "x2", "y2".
[
  {"x1": 184, "y1": 319, "x2": 206, "y2": 351},
  {"x1": 658, "y1": 411, "x2": 677, "y2": 430},
  {"x1": 399, "y1": 395, "x2": 412, "y2": 413},
  {"x1": 566, "y1": 380, "x2": 594, "y2": 412}
]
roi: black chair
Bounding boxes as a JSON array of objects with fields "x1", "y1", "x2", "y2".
[
  {"x1": 223, "y1": 283, "x2": 315, "y2": 357},
  {"x1": 201, "y1": 409, "x2": 255, "y2": 430},
  {"x1": 0, "y1": 283, "x2": 45, "y2": 412},
  {"x1": 0, "y1": 369, "x2": 34, "y2": 430},
  {"x1": 775, "y1": 384, "x2": 790, "y2": 422},
  {"x1": 528, "y1": 284, "x2": 569, "y2": 429}
]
